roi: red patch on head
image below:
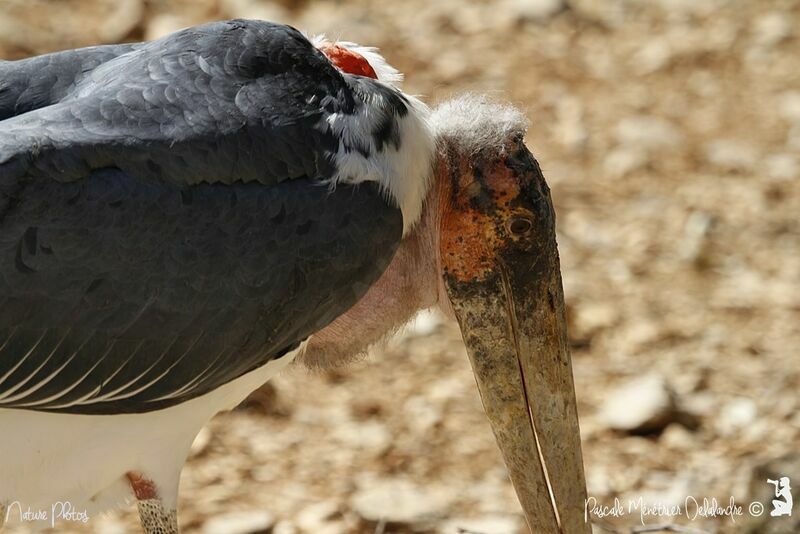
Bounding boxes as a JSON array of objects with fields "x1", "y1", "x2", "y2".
[{"x1": 318, "y1": 43, "x2": 378, "y2": 79}]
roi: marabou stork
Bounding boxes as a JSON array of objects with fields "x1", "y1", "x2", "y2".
[{"x1": 0, "y1": 20, "x2": 589, "y2": 533}]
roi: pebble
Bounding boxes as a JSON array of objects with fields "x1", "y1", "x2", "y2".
[
  {"x1": 145, "y1": 14, "x2": 191, "y2": 41},
  {"x1": 295, "y1": 501, "x2": 342, "y2": 532},
  {"x1": 98, "y1": 0, "x2": 144, "y2": 43},
  {"x1": 659, "y1": 423, "x2": 696, "y2": 449},
  {"x1": 568, "y1": 0, "x2": 626, "y2": 27},
  {"x1": 573, "y1": 301, "x2": 619, "y2": 337},
  {"x1": 789, "y1": 124, "x2": 800, "y2": 151},
  {"x1": 202, "y1": 510, "x2": 275, "y2": 534},
  {"x1": 91, "y1": 515, "x2": 129, "y2": 534},
  {"x1": 715, "y1": 397, "x2": 757, "y2": 437},
  {"x1": 704, "y1": 139, "x2": 758, "y2": 171},
  {"x1": 599, "y1": 374, "x2": 679, "y2": 433},
  {"x1": 506, "y1": 0, "x2": 566, "y2": 22},
  {"x1": 220, "y1": 0, "x2": 292, "y2": 24},
  {"x1": 614, "y1": 116, "x2": 684, "y2": 152},
  {"x1": 632, "y1": 38, "x2": 672, "y2": 74},
  {"x1": 603, "y1": 147, "x2": 648, "y2": 178},
  {"x1": 554, "y1": 97, "x2": 589, "y2": 153},
  {"x1": 752, "y1": 12, "x2": 793, "y2": 48},
  {"x1": 272, "y1": 521, "x2": 299, "y2": 534},
  {"x1": 764, "y1": 153, "x2": 798, "y2": 181},
  {"x1": 779, "y1": 91, "x2": 800, "y2": 123},
  {"x1": 680, "y1": 211, "x2": 713, "y2": 264},
  {"x1": 331, "y1": 420, "x2": 391, "y2": 452},
  {"x1": 404, "y1": 395, "x2": 444, "y2": 434},
  {"x1": 350, "y1": 478, "x2": 452, "y2": 527},
  {"x1": 190, "y1": 426, "x2": 212, "y2": 457}
]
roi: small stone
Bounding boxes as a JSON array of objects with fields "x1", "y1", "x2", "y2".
[
  {"x1": 764, "y1": 153, "x2": 798, "y2": 181},
  {"x1": 331, "y1": 420, "x2": 391, "y2": 452},
  {"x1": 568, "y1": 0, "x2": 626, "y2": 27},
  {"x1": 573, "y1": 302, "x2": 619, "y2": 336},
  {"x1": 350, "y1": 478, "x2": 452, "y2": 527},
  {"x1": 603, "y1": 147, "x2": 648, "y2": 178},
  {"x1": 438, "y1": 514, "x2": 522, "y2": 533},
  {"x1": 704, "y1": 139, "x2": 758, "y2": 171},
  {"x1": 221, "y1": 0, "x2": 292, "y2": 23},
  {"x1": 92, "y1": 515, "x2": 128, "y2": 534},
  {"x1": 202, "y1": 510, "x2": 275, "y2": 534},
  {"x1": 614, "y1": 116, "x2": 684, "y2": 152},
  {"x1": 752, "y1": 12, "x2": 793, "y2": 47},
  {"x1": 681, "y1": 391, "x2": 717, "y2": 418},
  {"x1": 296, "y1": 501, "x2": 342, "y2": 532},
  {"x1": 554, "y1": 97, "x2": 588, "y2": 153},
  {"x1": 680, "y1": 211, "x2": 714, "y2": 264},
  {"x1": 145, "y1": 14, "x2": 190, "y2": 41},
  {"x1": 507, "y1": 0, "x2": 565, "y2": 22},
  {"x1": 98, "y1": 0, "x2": 144, "y2": 43},
  {"x1": 599, "y1": 374, "x2": 679, "y2": 434},
  {"x1": 404, "y1": 395, "x2": 444, "y2": 434},
  {"x1": 189, "y1": 427, "x2": 211, "y2": 457},
  {"x1": 715, "y1": 397, "x2": 757, "y2": 437},
  {"x1": 272, "y1": 521, "x2": 299, "y2": 534},
  {"x1": 632, "y1": 38, "x2": 672, "y2": 74},
  {"x1": 622, "y1": 320, "x2": 661, "y2": 349},
  {"x1": 659, "y1": 423, "x2": 695, "y2": 449},
  {"x1": 779, "y1": 91, "x2": 800, "y2": 123},
  {"x1": 789, "y1": 124, "x2": 800, "y2": 151}
]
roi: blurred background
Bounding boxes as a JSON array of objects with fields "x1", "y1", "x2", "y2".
[{"x1": 1, "y1": 0, "x2": 798, "y2": 533}]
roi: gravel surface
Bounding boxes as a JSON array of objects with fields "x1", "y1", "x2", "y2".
[{"x1": 2, "y1": 1, "x2": 798, "y2": 533}]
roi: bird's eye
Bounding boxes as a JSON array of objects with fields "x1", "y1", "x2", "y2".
[{"x1": 508, "y1": 216, "x2": 533, "y2": 236}]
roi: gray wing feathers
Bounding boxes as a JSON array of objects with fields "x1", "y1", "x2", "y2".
[
  {"x1": 0, "y1": 43, "x2": 138, "y2": 121},
  {"x1": 0, "y1": 169, "x2": 403, "y2": 413},
  {"x1": 0, "y1": 20, "x2": 410, "y2": 414},
  {"x1": 0, "y1": 20, "x2": 352, "y2": 188}
]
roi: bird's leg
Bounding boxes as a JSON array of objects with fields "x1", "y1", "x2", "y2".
[
  {"x1": 126, "y1": 472, "x2": 178, "y2": 534},
  {"x1": 1, "y1": 502, "x2": 5, "y2": 530}
]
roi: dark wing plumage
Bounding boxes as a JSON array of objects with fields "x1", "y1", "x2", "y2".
[
  {"x1": 0, "y1": 20, "x2": 409, "y2": 414},
  {"x1": 0, "y1": 43, "x2": 139, "y2": 121},
  {"x1": 0, "y1": 19, "x2": 410, "y2": 187}
]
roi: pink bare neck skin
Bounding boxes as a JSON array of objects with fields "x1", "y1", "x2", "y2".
[{"x1": 299, "y1": 176, "x2": 451, "y2": 369}]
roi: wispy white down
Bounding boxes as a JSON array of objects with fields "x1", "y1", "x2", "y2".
[
  {"x1": 308, "y1": 34, "x2": 404, "y2": 87},
  {"x1": 431, "y1": 94, "x2": 529, "y2": 156},
  {"x1": 306, "y1": 31, "x2": 434, "y2": 234},
  {"x1": 326, "y1": 92, "x2": 435, "y2": 236}
]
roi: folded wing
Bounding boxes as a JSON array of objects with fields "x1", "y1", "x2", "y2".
[{"x1": 0, "y1": 20, "x2": 415, "y2": 414}]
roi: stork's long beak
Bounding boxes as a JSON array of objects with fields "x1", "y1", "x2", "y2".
[{"x1": 443, "y1": 193, "x2": 589, "y2": 533}]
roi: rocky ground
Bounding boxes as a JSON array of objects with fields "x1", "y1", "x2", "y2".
[{"x1": 1, "y1": 0, "x2": 799, "y2": 533}]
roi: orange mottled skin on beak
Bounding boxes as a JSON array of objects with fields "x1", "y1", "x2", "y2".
[
  {"x1": 438, "y1": 142, "x2": 530, "y2": 283},
  {"x1": 318, "y1": 43, "x2": 378, "y2": 79}
]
